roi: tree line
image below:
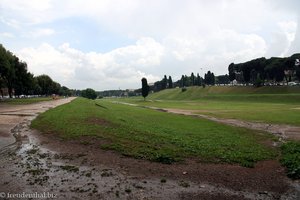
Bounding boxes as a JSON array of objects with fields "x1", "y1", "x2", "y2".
[
  {"x1": 148, "y1": 53, "x2": 299, "y2": 94},
  {"x1": 228, "y1": 54, "x2": 300, "y2": 86},
  {"x1": 151, "y1": 71, "x2": 230, "y2": 93},
  {"x1": 0, "y1": 44, "x2": 73, "y2": 98}
]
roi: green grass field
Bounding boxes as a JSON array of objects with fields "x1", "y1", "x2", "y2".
[
  {"x1": 114, "y1": 86, "x2": 300, "y2": 125},
  {"x1": 0, "y1": 97, "x2": 53, "y2": 105},
  {"x1": 31, "y1": 97, "x2": 276, "y2": 167}
]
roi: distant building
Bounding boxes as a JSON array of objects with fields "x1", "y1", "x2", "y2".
[{"x1": 148, "y1": 82, "x2": 154, "y2": 87}]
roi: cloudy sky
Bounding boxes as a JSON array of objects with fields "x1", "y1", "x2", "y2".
[{"x1": 0, "y1": 0, "x2": 299, "y2": 90}]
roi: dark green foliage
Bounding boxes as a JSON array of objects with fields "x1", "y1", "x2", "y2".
[
  {"x1": 254, "y1": 76, "x2": 263, "y2": 87},
  {"x1": 180, "y1": 75, "x2": 185, "y2": 88},
  {"x1": 280, "y1": 141, "x2": 300, "y2": 179},
  {"x1": 162, "y1": 75, "x2": 168, "y2": 89},
  {"x1": 81, "y1": 88, "x2": 97, "y2": 99},
  {"x1": 228, "y1": 63, "x2": 236, "y2": 82},
  {"x1": 191, "y1": 72, "x2": 195, "y2": 86},
  {"x1": 153, "y1": 75, "x2": 173, "y2": 92},
  {"x1": 229, "y1": 54, "x2": 300, "y2": 85},
  {"x1": 154, "y1": 154, "x2": 176, "y2": 164},
  {"x1": 216, "y1": 74, "x2": 230, "y2": 85},
  {"x1": 204, "y1": 71, "x2": 215, "y2": 85},
  {"x1": 168, "y1": 76, "x2": 173, "y2": 88},
  {"x1": 36, "y1": 74, "x2": 60, "y2": 95},
  {"x1": 196, "y1": 73, "x2": 202, "y2": 86},
  {"x1": 0, "y1": 44, "x2": 72, "y2": 97},
  {"x1": 141, "y1": 77, "x2": 149, "y2": 100}
]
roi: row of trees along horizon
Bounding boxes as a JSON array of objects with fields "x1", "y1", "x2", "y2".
[
  {"x1": 1, "y1": 43, "x2": 300, "y2": 99},
  {"x1": 135, "y1": 53, "x2": 300, "y2": 97},
  {"x1": 145, "y1": 53, "x2": 300, "y2": 93}
]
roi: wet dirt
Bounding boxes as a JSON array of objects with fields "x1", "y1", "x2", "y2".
[{"x1": 0, "y1": 99, "x2": 299, "y2": 199}]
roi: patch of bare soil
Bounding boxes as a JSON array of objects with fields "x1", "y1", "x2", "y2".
[
  {"x1": 0, "y1": 99, "x2": 299, "y2": 199},
  {"x1": 86, "y1": 117, "x2": 117, "y2": 128}
]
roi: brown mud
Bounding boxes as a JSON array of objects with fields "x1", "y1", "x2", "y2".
[{"x1": 0, "y1": 99, "x2": 299, "y2": 199}]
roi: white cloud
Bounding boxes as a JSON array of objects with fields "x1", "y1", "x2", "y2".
[
  {"x1": 0, "y1": 17, "x2": 21, "y2": 29},
  {"x1": 16, "y1": 38, "x2": 163, "y2": 90},
  {"x1": 0, "y1": 32, "x2": 14, "y2": 38},
  {"x1": 265, "y1": 20, "x2": 298, "y2": 57},
  {"x1": 28, "y1": 28, "x2": 55, "y2": 38},
  {"x1": 1, "y1": 0, "x2": 299, "y2": 90},
  {"x1": 16, "y1": 31, "x2": 268, "y2": 90},
  {"x1": 278, "y1": 21, "x2": 297, "y2": 41}
]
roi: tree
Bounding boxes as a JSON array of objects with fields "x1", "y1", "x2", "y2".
[
  {"x1": 81, "y1": 88, "x2": 97, "y2": 99},
  {"x1": 196, "y1": 73, "x2": 202, "y2": 86},
  {"x1": 141, "y1": 77, "x2": 149, "y2": 100},
  {"x1": 228, "y1": 63, "x2": 236, "y2": 83},
  {"x1": 168, "y1": 76, "x2": 173, "y2": 88},
  {"x1": 0, "y1": 43, "x2": 71, "y2": 97},
  {"x1": 216, "y1": 74, "x2": 229, "y2": 85},
  {"x1": 180, "y1": 75, "x2": 185, "y2": 88},
  {"x1": 204, "y1": 71, "x2": 215, "y2": 85},
  {"x1": 36, "y1": 75, "x2": 54, "y2": 95},
  {"x1": 162, "y1": 75, "x2": 168, "y2": 89},
  {"x1": 191, "y1": 72, "x2": 195, "y2": 86}
]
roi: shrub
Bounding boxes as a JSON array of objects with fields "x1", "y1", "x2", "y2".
[
  {"x1": 81, "y1": 88, "x2": 97, "y2": 100},
  {"x1": 280, "y1": 141, "x2": 300, "y2": 179}
]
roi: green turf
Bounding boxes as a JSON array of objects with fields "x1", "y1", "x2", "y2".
[
  {"x1": 149, "y1": 86, "x2": 300, "y2": 101},
  {"x1": 0, "y1": 97, "x2": 53, "y2": 105},
  {"x1": 280, "y1": 141, "x2": 300, "y2": 179},
  {"x1": 31, "y1": 98, "x2": 276, "y2": 166},
  {"x1": 113, "y1": 86, "x2": 300, "y2": 125}
]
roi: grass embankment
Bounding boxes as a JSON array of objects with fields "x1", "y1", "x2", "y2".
[
  {"x1": 31, "y1": 98, "x2": 276, "y2": 167},
  {"x1": 0, "y1": 97, "x2": 53, "y2": 105},
  {"x1": 115, "y1": 86, "x2": 300, "y2": 125},
  {"x1": 149, "y1": 86, "x2": 300, "y2": 101}
]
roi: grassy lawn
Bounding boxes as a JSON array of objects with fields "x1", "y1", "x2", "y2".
[
  {"x1": 280, "y1": 141, "x2": 300, "y2": 179},
  {"x1": 0, "y1": 97, "x2": 53, "y2": 105},
  {"x1": 113, "y1": 98, "x2": 300, "y2": 125},
  {"x1": 113, "y1": 87, "x2": 300, "y2": 125},
  {"x1": 31, "y1": 98, "x2": 276, "y2": 167}
]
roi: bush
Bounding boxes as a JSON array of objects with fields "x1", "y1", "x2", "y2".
[
  {"x1": 254, "y1": 77, "x2": 263, "y2": 87},
  {"x1": 280, "y1": 141, "x2": 300, "y2": 179},
  {"x1": 81, "y1": 88, "x2": 97, "y2": 100}
]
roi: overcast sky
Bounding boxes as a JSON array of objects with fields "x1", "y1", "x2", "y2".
[{"x1": 0, "y1": 0, "x2": 299, "y2": 90}]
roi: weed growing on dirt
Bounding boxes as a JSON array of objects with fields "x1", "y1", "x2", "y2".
[
  {"x1": 161, "y1": 178, "x2": 167, "y2": 183},
  {"x1": 1, "y1": 97, "x2": 53, "y2": 105},
  {"x1": 280, "y1": 141, "x2": 300, "y2": 179},
  {"x1": 59, "y1": 165, "x2": 79, "y2": 173},
  {"x1": 179, "y1": 180, "x2": 190, "y2": 188}
]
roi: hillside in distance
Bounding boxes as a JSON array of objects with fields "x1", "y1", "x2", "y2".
[{"x1": 148, "y1": 86, "x2": 300, "y2": 102}]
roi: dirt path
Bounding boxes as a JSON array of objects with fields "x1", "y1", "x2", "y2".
[
  {"x1": 0, "y1": 97, "x2": 76, "y2": 150},
  {"x1": 0, "y1": 99, "x2": 299, "y2": 199}
]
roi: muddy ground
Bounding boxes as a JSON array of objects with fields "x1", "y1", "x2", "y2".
[{"x1": 0, "y1": 98, "x2": 300, "y2": 200}]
